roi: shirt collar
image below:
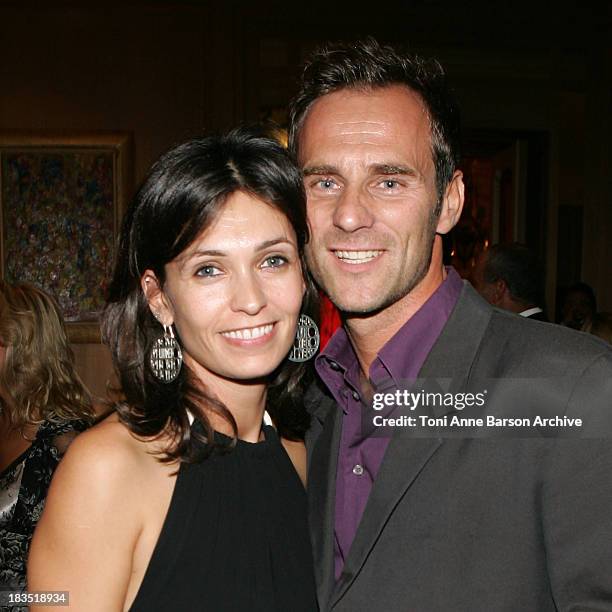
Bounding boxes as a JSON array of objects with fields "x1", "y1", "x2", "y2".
[
  {"x1": 519, "y1": 307, "x2": 543, "y2": 318},
  {"x1": 374, "y1": 267, "x2": 463, "y2": 384}
]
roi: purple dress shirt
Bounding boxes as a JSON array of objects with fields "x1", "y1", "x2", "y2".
[{"x1": 315, "y1": 268, "x2": 464, "y2": 580}]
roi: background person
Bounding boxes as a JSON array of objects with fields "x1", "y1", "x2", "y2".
[
  {"x1": 0, "y1": 282, "x2": 94, "y2": 600},
  {"x1": 558, "y1": 281, "x2": 597, "y2": 329},
  {"x1": 584, "y1": 311, "x2": 612, "y2": 344},
  {"x1": 28, "y1": 127, "x2": 318, "y2": 611},
  {"x1": 471, "y1": 242, "x2": 549, "y2": 321}
]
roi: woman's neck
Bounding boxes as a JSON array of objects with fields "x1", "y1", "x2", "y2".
[{"x1": 187, "y1": 358, "x2": 267, "y2": 443}]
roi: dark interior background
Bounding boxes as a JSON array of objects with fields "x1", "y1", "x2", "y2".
[{"x1": 1, "y1": 0, "x2": 610, "y2": 395}]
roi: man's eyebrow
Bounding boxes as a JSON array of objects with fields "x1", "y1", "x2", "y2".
[
  {"x1": 303, "y1": 164, "x2": 420, "y2": 178},
  {"x1": 371, "y1": 164, "x2": 419, "y2": 177},
  {"x1": 303, "y1": 165, "x2": 340, "y2": 177}
]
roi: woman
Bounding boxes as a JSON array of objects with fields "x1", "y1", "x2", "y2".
[
  {"x1": 0, "y1": 282, "x2": 94, "y2": 596},
  {"x1": 29, "y1": 127, "x2": 319, "y2": 611}
]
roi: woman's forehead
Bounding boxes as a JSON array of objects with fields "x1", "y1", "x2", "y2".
[{"x1": 176, "y1": 193, "x2": 297, "y2": 262}]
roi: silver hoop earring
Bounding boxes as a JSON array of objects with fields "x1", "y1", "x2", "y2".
[
  {"x1": 149, "y1": 324, "x2": 183, "y2": 383},
  {"x1": 288, "y1": 314, "x2": 320, "y2": 362}
]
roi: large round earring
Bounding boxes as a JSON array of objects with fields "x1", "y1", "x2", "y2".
[
  {"x1": 149, "y1": 323, "x2": 183, "y2": 383},
  {"x1": 288, "y1": 314, "x2": 320, "y2": 362}
]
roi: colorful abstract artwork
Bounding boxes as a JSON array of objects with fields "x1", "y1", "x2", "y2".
[
  {"x1": 1, "y1": 149, "x2": 115, "y2": 322},
  {"x1": 0, "y1": 134, "x2": 130, "y2": 341}
]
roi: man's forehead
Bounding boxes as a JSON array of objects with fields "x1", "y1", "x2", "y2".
[
  {"x1": 303, "y1": 85, "x2": 429, "y2": 128},
  {"x1": 298, "y1": 85, "x2": 432, "y2": 160},
  {"x1": 310, "y1": 117, "x2": 392, "y2": 145}
]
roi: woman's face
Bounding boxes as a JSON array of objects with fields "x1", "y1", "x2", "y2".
[{"x1": 147, "y1": 191, "x2": 305, "y2": 383}]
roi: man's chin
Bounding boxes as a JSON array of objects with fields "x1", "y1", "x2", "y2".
[
  {"x1": 323, "y1": 268, "x2": 431, "y2": 317},
  {"x1": 325, "y1": 292, "x2": 392, "y2": 317}
]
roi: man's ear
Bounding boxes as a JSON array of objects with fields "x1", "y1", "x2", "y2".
[
  {"x1": 140, "y1": 270, "x2": 173, "y2": 325},
  {"x1": 490, "y1": 279, "x2": 507, "y2": 306},
  {"x1": 436, "y1": 170, "x2": 465, "y2": 235}
]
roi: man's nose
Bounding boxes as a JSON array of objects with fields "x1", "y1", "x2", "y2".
[
  {"x1": 331, "y1": 186, "x2": 375, "y2": 233},
  {"x1": 230, "y1": 272, "x2": 267, "y2": 315}
]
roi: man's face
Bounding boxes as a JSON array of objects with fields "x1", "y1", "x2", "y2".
[{"x1": 298, "y1": 85, "x2": 447, "y2": 314}]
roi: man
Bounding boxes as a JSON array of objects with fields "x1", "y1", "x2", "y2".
[
  {"x1": 472, "y1": 242, "x2": 549, "y2": 321},
  {"x1": 289, "y1": 39, "x2": 612, "y2": 611}
]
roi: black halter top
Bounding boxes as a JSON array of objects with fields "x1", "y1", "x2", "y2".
[{"x1": 129, "y1": 423, "x2": 317, "y2": 612}]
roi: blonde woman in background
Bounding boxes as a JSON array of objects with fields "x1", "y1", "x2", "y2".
[{"x1": 0, "y1": 282, "x2": 94, "y2": 600}]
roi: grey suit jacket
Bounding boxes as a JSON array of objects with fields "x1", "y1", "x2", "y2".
[{"x1": 305, "y1": 282, "x2": 612, "y2": 611}]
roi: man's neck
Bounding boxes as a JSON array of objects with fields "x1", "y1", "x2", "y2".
[
  {"x1": 344, "y1": 248, "x2": 447, "y2": 376},
  {"x1": 499, "y1": 293, "x2": 533, "y2": 314}
]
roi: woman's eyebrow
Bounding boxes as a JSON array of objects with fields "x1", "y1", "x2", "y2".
[
  {"x1": 184, "y1": 249, "x2": 227, "y2": 259},
  {"x1": 180, "y1": 238, "x2": 294, "y2": 263},
  {"x1": 255, "y1": 238, "x2": 294, "y2": 252}
]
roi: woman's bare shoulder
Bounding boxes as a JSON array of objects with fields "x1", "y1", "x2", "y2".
[
  {"x1": 28, "y1": 413, "x2": 159, "y2": 610},
  {"x1": 63, "y1": 413, "x2": 144, "y2": 472},
  {"x1": 45, "y1": 412, "x2": 170, "y2": 514}
]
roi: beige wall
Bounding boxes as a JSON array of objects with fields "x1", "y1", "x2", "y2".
[{"x1": 71, "y1": 343, "x2": 113, "y2": 404}]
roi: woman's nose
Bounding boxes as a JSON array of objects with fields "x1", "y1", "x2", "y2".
[{"x1": 229, "y1": 272, "x2": 267, "y2": 316}]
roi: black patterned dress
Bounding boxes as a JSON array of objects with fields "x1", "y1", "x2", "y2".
[{"x1": 0, "y1": 418, "x2": 89, "y2": 607}]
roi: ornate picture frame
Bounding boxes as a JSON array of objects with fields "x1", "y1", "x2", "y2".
[{"x1": 0, "y1": 132, "x2": 131, "y2": 342}]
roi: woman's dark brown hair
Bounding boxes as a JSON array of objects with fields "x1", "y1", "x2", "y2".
[{"x1": 102, "y1": 126, "x2": 318, "y2": 463}]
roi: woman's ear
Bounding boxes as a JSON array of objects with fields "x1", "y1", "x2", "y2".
[{"x1": 140, "y1": 270, "x2": 173, "y2": 325}]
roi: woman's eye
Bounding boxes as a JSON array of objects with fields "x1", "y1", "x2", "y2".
[
  {"x1": 196, "y1": 265, "x2": 221, "y2": 277},
  {"x1": 261, "y1": 255, "x2": 288, "y2": 269}
]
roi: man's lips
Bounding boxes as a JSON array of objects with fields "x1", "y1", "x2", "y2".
[{"x1": 331, "y1": 249, "x2": 384, "y2": 265}]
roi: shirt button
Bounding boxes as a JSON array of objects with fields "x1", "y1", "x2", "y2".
[
  {"x1": 352, "y1": 464, "x2": 364, "y2": 476},
  {"x1": 351, "y1": 391, "x2": 360, "y2": 401},
  {"x1": 329, "y1": 361, "x2": 341, "y2": 371}
]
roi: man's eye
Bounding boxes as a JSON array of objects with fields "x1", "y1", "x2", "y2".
[
  {"x1": 314, "y1": 178, "x2": 337, "y2": 190},
  {"x1": 380, "y1": 179, "x2": 399, "y2": 189},
  {"x1": 196, "y1": 265, "x2": 221, "y2": 277},
  {"x1": 262, "y1": 255, "x2": 288, "y2": 269}
]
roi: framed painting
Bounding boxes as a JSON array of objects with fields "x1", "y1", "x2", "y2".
[{"x1": 0, "y1": 132, "x2": 132, "y2": 342}]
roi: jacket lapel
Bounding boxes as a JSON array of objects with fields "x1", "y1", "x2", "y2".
[
  {"x1": 332, "y1": 283, "x2": 494, "y2": 605},
  {"x1": 305, "y1": 381, "x2": 342, "y2": 610}
]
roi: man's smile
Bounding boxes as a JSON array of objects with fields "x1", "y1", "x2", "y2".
[{"x1": 332, "y1": 249, "x2": 384, "y2": 265}]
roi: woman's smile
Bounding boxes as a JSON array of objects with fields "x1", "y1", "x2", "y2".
[{"x1": 219, "y1": 322, "x2": 276, "y2": 344}]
